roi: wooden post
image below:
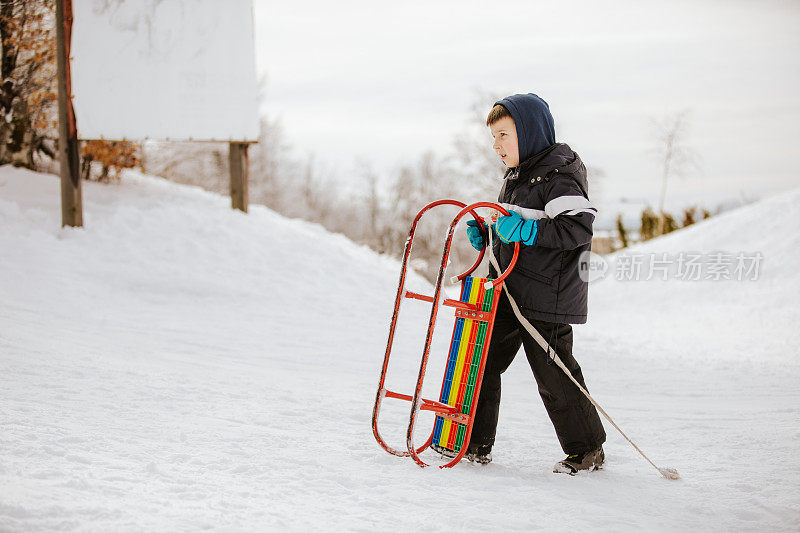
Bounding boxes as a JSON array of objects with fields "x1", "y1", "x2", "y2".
[
  {"x1": 229, "y1": 142, "x2": 249, "y2": 213},
  {"x1": 56, "y1": 0, "x2": 82, "y2": 227}
]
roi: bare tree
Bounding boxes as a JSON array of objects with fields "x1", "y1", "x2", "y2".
[
  {"x1": 451, "y1": 89, "x2": 506, "y2": 202},
  {"x1": 143, "y1": 140, "x2": 229, "y2": 193},
  {"x1": 356, "y1": 163, "x2": 384, "y2": 249},
  {"x1": 650, "y1": 110, "x2": 699, "y2": 234},
  {"x1": 249, "y1": 115, "x2": 298, "y2": 207},
  {"x1": 296, "y1": 154, "x2": 339, "y2": 223}
]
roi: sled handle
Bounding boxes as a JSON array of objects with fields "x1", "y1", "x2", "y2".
[
  {"x1": 450, "y1": 202, "x2": 520, "y2": 288},
  {"x1": 408, "y1": 199, "x2": 486, "y2": 282}
]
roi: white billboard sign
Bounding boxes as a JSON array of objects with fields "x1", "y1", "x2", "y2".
[{"x1": 71, "y1": 0, "x2": 259, "y2": 142}]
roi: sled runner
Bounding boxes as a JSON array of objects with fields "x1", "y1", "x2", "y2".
[{"x1": 371, "y1": 200, "x2": 519, "y2": 468}]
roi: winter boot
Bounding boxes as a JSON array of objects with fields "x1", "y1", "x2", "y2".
[
  {"x1": 553, "y1": 446, "x2": 604, "y2": 475},
  {"x1": 465, "y1": 444, "x2": 493, "y2": 465}
]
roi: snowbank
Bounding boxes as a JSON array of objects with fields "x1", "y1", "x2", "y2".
[
  {"x1": 586, "y1": 187, "x2": 800, "y2": 364},
  {"x1": 1, "y1": 167, "x2": 798, "y2": 531}
]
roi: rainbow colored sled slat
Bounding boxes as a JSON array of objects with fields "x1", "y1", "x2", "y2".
[{"x1": 432, "y1": 276, "x2": 496, "y2": 453}]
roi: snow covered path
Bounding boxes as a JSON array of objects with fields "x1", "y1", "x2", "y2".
[{"x1": 1, "y1": 167, "x2": 798, "y2": 531}]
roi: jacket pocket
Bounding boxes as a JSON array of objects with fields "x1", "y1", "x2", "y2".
[
  {"x1": 515, "y1": 265, "x2": 553, "y2": 285},
  {"x1": 514, "y1": 266, "x2": 559, "y2": 295}
]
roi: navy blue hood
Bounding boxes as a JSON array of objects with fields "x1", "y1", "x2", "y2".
[{"x1": 495, "y1": 93, "x2": 556, "y2": 164}]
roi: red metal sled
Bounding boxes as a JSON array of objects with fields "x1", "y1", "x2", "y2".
[{"x1": 372, "y1": 200, "x2": 519, "y2": 468}]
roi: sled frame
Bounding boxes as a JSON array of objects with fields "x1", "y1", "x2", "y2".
[{"x1": 371, "y1": 200, "x2": 519, "y2": 468}]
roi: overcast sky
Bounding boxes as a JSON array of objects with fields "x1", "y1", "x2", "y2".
[{"x1": 252, "y1": 0, "x2": 800, "y2": 211}]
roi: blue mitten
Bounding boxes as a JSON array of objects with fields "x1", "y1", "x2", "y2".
[
  {"x1": 466, "y1": 219, "x2": 488, "y2": 250},
  {"x1": 495, "y1": 210, "x2": 538, "y2": 245}
]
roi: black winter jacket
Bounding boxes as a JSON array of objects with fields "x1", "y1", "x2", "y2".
[{"x1": 492, "y1": 143, "x2": 595, "y2": 324}]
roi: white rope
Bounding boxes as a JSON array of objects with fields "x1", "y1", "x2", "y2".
[{"x1": 485, "y1": 214, "x2": 679, "y2": 480}]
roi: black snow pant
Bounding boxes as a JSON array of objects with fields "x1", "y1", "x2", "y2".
[{"x1": 470, "y1": 292, "x2": 606, "y2": 455}]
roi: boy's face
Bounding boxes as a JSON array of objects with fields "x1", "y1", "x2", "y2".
[{"x1": 490, "y1": 116, "x2": 519, "y2": 168}]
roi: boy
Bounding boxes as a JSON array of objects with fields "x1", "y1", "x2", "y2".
[{"x1": 463, "y1": 93, "x2": 605, "y2": 474}]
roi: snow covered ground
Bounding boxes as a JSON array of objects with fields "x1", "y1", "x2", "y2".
[{"x1": 1, "y1": 166, "x2": 798, "y2": 531}]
